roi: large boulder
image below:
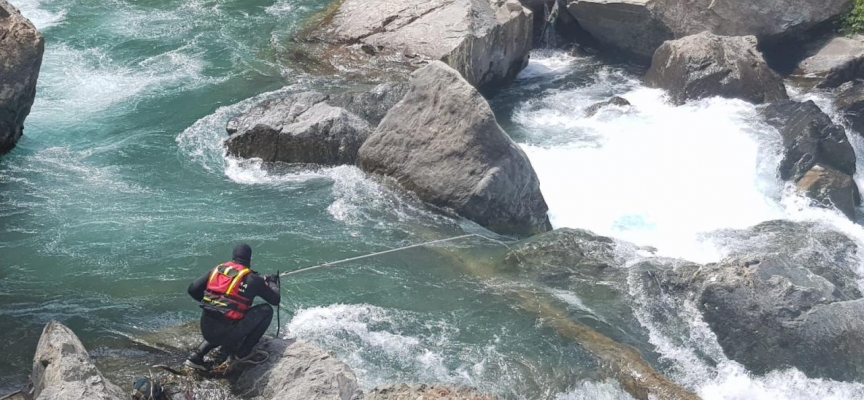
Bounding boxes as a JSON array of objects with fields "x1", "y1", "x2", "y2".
[
  {"x1": 328, "y1": 82, "x2": 410, "y2": 127},
  {"x1": 358, "y1": 61, "x2": 551, "y2": 237},
  {"x1": 565, "y1": 0, "x2": 852, "y2": 61},
  {"x1": 31, "y1": 321, "x2": 126, "y2": 400},
  {"x1": 637, "y1": 220, "x2": 864, "y2": 381},
  {"x1": 302, "y1": 0, "x2": 533, "y2": 91},
  {"x1": 364, "y1": 384, "x2": 496, "y2": 399},
  {"x1": 0, "y1": 0, "x2": 44, "y2": 154},
  {"x1": 791, "y1": 35, "x2": 864, "y2": 89},
  {"x1": 566, "y1": 0, "x2": 672, "y2": 61},
  {"x1": 762, "y1": 100, "x2": 860, "y2": 218},
  {"x1": 225, "y1": 92, "x2": 372, "y2": 166},
  {"x1": 645, "y1": 33, "x2": 788, "y2": 104},
  {"x1": 234, "y1": 337, "x2": 361, "y2": 400}
]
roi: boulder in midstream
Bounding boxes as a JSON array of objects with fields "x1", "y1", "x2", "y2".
[
  {"x1": 357, "y1": 61, "x2": 551, "y2": 237},
  {"x1": 644, "y1": 32, "x2": 788, "y2": 104}
]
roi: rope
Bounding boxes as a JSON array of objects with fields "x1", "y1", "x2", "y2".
[{"x1": 279, "y1": 233, "x2": 513, "y2": 278}]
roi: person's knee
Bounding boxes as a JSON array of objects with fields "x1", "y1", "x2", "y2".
[{"x1": 252, "y1": 304, "x2": 273, "y2": 321}]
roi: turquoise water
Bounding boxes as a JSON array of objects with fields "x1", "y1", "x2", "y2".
[
  {"x1": 6, "y1": 1, "x2": 864, "y2": 399},
  {"x1": 0, "y1": 1, "x2": 610, "y2": 398}
]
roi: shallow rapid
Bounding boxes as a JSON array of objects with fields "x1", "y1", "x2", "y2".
[{"x1": 3, "y1": 1, "x2": 864, "y2": 399}]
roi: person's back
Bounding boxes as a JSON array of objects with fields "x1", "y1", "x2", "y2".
[{"x1": 185, "y1": 243, "x2": 280, "y2": 370}]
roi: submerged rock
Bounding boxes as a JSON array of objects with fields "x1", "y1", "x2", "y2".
[
  {"x1": 639, "y1": 220, "x2": 864, "y2": 381},
  {"x1": 762, "y1": 100, "x2": 860, "y2": 218},
  {"x1": 564, "y1": 0, "x2": 852, "y2": 62},
  {"x1": 31, "y1": 321, "x2": 126, "y2": 400},
  {"x1": 792, "y1": 35, "x2": 864, "y2": 89},
  {"x1": 364, "y1": 384, "x2": 496, "y2": 399},
  {"x1": 234, "y1": 337, "x2": 361, "y2": 400},
  {"x1": 358, "y1": 61, "x2": 551, "y2": 237},
  {"x1": 645, "y1": 33, "x2": 788, "y2": 104},
  {"x1": 584, "y1": 96, "x2": 631, "y2": 117},
  {"x1": 302, "y1": 0, "x2": 533, "y2": 90},
  {"x1": 225, "y1": 92, "x2": 371, "y2": 166},
  {"x1": 0, "y1": 0, "x2": 45, "y2": 154}
]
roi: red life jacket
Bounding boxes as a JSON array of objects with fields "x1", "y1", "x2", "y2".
[{"x1": 201, "y1": 261, "x2": 253, "y2": 320}]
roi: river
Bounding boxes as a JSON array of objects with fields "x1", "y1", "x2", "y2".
[{"x1": 2, "y1": 1, "x2": 864, "y2": 399}]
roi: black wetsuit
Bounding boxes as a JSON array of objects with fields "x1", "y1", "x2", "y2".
[{"x1": 187, "y1": 246, "x2": 280, "y2": 359}]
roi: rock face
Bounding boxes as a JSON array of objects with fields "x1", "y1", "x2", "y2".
[
  {"x1": 0, "y1": 0, "x2": 45, "y2": 154},
  {"x1": 225, "y1": 92, "x2": 372, "y2": 165},
  {"x1": 762, "y1": 100, "x2": 860, "y2": 218},
  {"x1": 358, "y1": 61, "x2": 551, "y2": 237},
  {"x1": 328, "y1": 83, "x2": 410, "y2": 127},
  {"x1": 642, "y1": 220, "x2": 864, "y2": 381},
  {"x1": 565, "y1": 0, "x2": 852, "y2": 61},
  {"x1": 31, "y1": 321, "x2": 126, "y2": 400},
  {"x1": 835, "y1": 80, "x2": 864, "y2": 136},
  {"x1": 645, "y1": 33, "x2": 788, "y2": 104},
  {"x1": 304, "y1": 0, "x2": 533, "y2": 90},
  {"x1": 792, "y1": 36, "x2": 864, "y2": 89},
  {"x1": 234, "y1": 337, "x2": 361, "y2": 400},
  {"x1": 364, "y1": 384, "x2": 496, "y2": 400}
]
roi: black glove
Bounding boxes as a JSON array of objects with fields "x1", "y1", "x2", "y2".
[{"x1": 263, "y1": 274, "x2": 278, "y2": 284}]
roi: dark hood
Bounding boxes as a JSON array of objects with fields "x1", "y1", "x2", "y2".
[{"x1": 232, "y1": 243, "x2": 252, "y2": 267}]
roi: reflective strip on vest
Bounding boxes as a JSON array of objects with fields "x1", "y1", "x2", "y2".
[{"x1": 227, "y1": 268, "x2": 250, "y2": 295}]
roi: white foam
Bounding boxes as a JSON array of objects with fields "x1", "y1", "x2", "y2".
[
  {"x1": 9, "y1": 0, "x2": 66, "y2": 29},
  {"x1": 519, "y1": 84, "x2": 785, "y2": 262}
]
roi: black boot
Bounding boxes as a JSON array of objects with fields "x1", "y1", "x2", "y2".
[{"x1": 184, "y1": 351, "x2": 210, "y2": 371}]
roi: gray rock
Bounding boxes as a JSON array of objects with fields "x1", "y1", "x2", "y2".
[
  {"x1": 566, "y1": 0, "x2": 672, "y2": 61},
  {"x1": 796, "y1": 164, "x2": 861, "y2": 220},
  {"x1": 0, "y1": 0, "x2": 44, "y2": 154},
  {"x1": 761, "y1": 100, "x2": 860, "y2": 219},
  {"x1": 504, "y1": 227, "x2": 619, "y2": 278},
  {"x1": 304, "y1": 0, "x2": 533, "y2": 90},
  {"x1": 835, "y1": 80, "x2": 864, "y2": 135},
  {"x1": 31, "y1": 321, "x2": 126, "y2": 400},
  {"x1": 645, "y1": 33, "x2": 788, "y2": 104},
  {"x1": 792, "y1": 36, "x2": 864, "y2": 89},
  {"x1": 639, "y1": 220, "x2": 864, "y2": 381},
  {"x1": 565, "y1": 0, "x2": 852, "y2": 63},
  {"x1": 762, "y1": 100, "x2": 856, "y2": 180},
  {"x1": 328, "y1": 82, "x2": 409, "y2": 127},
  {"x1": 233, "y1": 337, "x2": 361, "y2": 400},
  {"x1": 225, "y1": 92, "x2": 371, "y2": 166},
  {"x1": 584, "y1": 96, "x2": 631, "y2": 117},
  {"x1": 364, "y1": 384, "x2": 496, "y2": 399},
  {"x1": 358, "y1": 61, "x2": 551, "y2": 237}
]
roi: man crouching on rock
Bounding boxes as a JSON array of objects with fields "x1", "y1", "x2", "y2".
[{"x1": 185, "y1": 243, "x2": 280, "y2": 370}]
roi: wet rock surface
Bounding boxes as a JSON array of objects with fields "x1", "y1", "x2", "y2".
[
  {"x1": 645, "y1": 32, "x2": 788, "y2": 104},
  {"x1": 584, "y1": 96, "x2": 631, "y2": 117},
  {"x1": 0, "y1": 0, "x2": 44, "y2": 155},
  {"x1": 358, "y1": 61, "x2": 551, "y2": 237},
  {"x1": 302, "y1": 0, "x2": 533, "y2": 90},
  {"x1": 762, "y1": 100, "x2": 860, "y2": 218},
  {"x1": 835, "y1": 80, "x2": 864, "y2": 135},
  {"x1": 638, "y1": 220, "x2": 864, "y2": 381}
]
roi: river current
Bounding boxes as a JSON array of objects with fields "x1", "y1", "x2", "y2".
[{"x1": 3, "y1": 1, "x2": 864, "y2": 399}]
